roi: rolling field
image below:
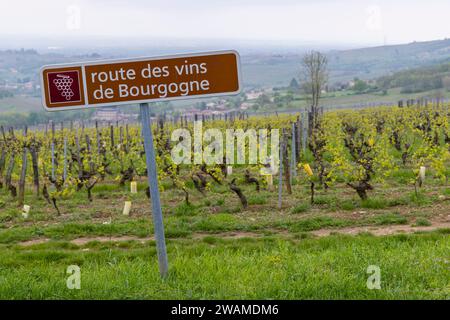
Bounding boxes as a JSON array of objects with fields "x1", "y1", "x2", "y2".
[
  {"x1": 0, "y1": 171, "x2": 449, "y2": 299},
  {"x1": 0, "y1": 105, "x2": 449, "y2": 299}
]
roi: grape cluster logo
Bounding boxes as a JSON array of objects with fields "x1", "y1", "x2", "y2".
[
  {"x1": 54, "y1": 75, "x2": 74, "y2": 100},
  {"x1": 46, "y1": 70, "x2": 82, "y2": 104}
]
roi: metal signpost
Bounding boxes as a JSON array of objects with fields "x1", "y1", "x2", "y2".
[
  {"x1": 139, "y1": 102, "x2": 168, "y2": 276},
  {"x1": 40, "y1": 50, "x2": 242, "y2": 278}
]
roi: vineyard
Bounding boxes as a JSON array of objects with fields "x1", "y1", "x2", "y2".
[{"x1": 0, "y1": 104, "x2": 449, "y2": 299}]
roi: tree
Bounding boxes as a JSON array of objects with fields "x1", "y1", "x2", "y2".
[
  {"x1": 256, "y1": 93, "x2": 271, "y2": 106},
  {"x1": 443, "y1": 76, "x2": 450, "y2": 91},
  {"x1": 352, "y1": 78, "x2": 369, "y2": 93},
  {"x1": 289, "y1": 77, "x2": 300, "y2": 90},
  {"x1": 300, "y1": 51, "x2": 328, "y2": 132},
  {"x1": 285, "y1": 92, "x2": 294, "y2": 104}
]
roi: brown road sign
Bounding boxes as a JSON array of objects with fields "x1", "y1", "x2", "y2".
[{"x1": 40, "y1": 50, "x2": 241, "y2": 111}]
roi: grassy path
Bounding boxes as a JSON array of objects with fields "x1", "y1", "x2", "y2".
[{"x1": 0, "y1": 230, "x2": 448, "y2": 299}]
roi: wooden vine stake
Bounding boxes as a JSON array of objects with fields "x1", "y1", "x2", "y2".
[
  {"x1": 278, "y1": 130, "x2": 284, "y2": 209},
  {"x1": 18, "y1": 126, "x2": 28, "y2": 207}
]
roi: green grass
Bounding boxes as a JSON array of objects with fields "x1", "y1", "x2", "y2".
[
  {"x1": 174, "y1": 203, "x2": 197, "y2": 216},
  {"x1": 361, "y1": 198, "x2": 389, "y2": 209},
  {"x1": 409, "y1": 192, "x2": 433, "y2": 206},
  {"x1": 290, "y1": 202, "x2": 310, "y2": 214},
  {"x1": 338, "y1": 199, "x2": 357, "y2": 211},
  {"x1": 247, "y1": 194, "x2": 268, "y2": 205},
  {"x1": 414, "y1": 218, "x2": 432, "y2": 227},
  {"x1": 371, "y1": 213, "x2": 408, "y2": 226},
  {"x1": 313, "y1": 195, "x2": 337, "y2": 206},
  {"x1": 392, "y1": 169, "x2": 416, "y2": 184},
  {"x1": 215, "y1": 198, "x2": 225, "y2": 206},
  {"x1": 1, "y1": 164, "x2": 449, "y2": 300},
  {"x1": 0, "y1": 232, "x2": 448, "y2": 299},
  {"x1": 0, "y1": 219, "x2": 153, "y2": 244},
  {"x1": 192, "y1": 214, "x2": 245, "y2": 232},
  {"x1": 289, "y1": 216, "x2": 352, "y2": 232},
  {"x1": 0, "y1": 209, "x2": 17, "y2": 223}
]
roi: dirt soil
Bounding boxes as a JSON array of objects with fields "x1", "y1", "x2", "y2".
[
  {"x1": 311, "y1": 221, "x2": 450, "y2": 237},
  {"x1": 17, "y1": 222, "x2": 450, "y2": 247}
]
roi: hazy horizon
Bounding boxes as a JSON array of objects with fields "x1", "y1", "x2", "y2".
[
  {"x1": 1, "y1": 0, "x2": 449, "y2": 54},
  {"x1": 1, "y1": 34, "x2": 449, "y2": 58}
]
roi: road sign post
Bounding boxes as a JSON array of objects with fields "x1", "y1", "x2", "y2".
[
  {"x1": 140, "y1": 103, "x2": 169, "y2": 277},
  {"x1": 40, "y1": 50, "x2": 241, "y2": 278}
]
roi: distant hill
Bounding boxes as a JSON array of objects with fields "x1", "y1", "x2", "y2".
[
  {"x1": 328, "y1": 38, "x2": 450, "y2": 83},
  {"x1": 0, "y1": 49, "x2": 101, "y2": 83},
  {"x1": 376, "y1": 61, "x2": 450, "y2": 94},
  {"x1": 242, "y1": 38, "x2": 450, "y2": 87},
  {"x1": 1, "y1": 38, "x2": 450, "y2": 113}
]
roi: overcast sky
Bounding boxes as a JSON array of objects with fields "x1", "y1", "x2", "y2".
[{"x1": 1, "y1": 0, "x2": 449, "y2": 46}]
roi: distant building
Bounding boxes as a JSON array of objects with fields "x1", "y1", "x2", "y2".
[
  {"x1": 214, "y1": 103, "x2": 228, "y2": 111},
  {"x1": 240, "y1": 102, "x2": 253, "y2": 110},
  {"x1": 246, "y1": 90, "x2": 264, "y2": 100},
  {"x1": 182, "y1": 107, "x2": 228, "y2": 119},
  {"x1": 92, "y1": 108, "x2": 136, "y2": 122}
]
